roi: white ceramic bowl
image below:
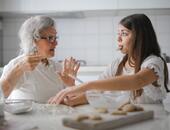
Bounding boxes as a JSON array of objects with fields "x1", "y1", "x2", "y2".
[
  {"x1": 4, "y1": 99, "x2": 33, "y2": 114},
  {"x1": 86, "y1": 90, "x2": 130, "y2": 110}
]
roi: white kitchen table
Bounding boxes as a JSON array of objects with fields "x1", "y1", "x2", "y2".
[{"x1": 1, "y1": 103, "x2": 170, "y2": 130}]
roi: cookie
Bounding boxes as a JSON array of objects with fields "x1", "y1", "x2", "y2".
[
  {"x1": 122, "y1": 104, "x2": 136, "y2": 112},
  {"x1": 111, "y1": 110, "x2": 127, "y2": 115},
  {"x1": 117, "y1": 101, "x2": 130, "y2": 111},
  {"x1": 95, "y1": 108, "x2": 108, "y2": 113},
  {"x1": 89, "y1": 115, "x2": 102, "y2": 120},
  {"x1": 122, "y1": 104, "x2": 144, "y2": 112},
  {"x1": 135, "y1": 106, "x2": 144, "y2": 111},
  {"x1": 76, "y1": 114, "x2": 89, "y2": 122}
]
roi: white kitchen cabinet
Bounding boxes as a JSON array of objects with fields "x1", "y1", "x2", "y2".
[
  {"x1": 0, "y1": 0, "x2": 169, "y2": 14},
  {"x1": 117, "y1": 0, "x2": 170, "y2": 9},
  {"x1": 0, "y1": 0, "x2": 117, "y2": 13}
]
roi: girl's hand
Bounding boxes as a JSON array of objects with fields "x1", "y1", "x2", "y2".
[{"x1": 58, "y1": 57, "x2": 80, "y2": 86}]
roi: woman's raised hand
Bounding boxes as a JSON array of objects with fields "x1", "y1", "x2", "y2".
[
  {"x1": 58, "y1": 57, "x2": 80, "y2": 86},
  {"x1": 19, "y1": 54, "x2": 43, "y2": 72}
]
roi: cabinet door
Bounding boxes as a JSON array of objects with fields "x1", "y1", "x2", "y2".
[{"x1": 117, "y1": 0, "x2": 170, "y2": 9}]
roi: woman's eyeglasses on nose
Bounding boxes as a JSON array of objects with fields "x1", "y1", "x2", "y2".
[{"x1": 40, "y1": 35, "x2": 59, "y2": 43}]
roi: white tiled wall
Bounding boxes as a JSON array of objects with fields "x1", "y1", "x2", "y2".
[{"x1": 2, "y1": 14, "x2": 170, "y2": 66}]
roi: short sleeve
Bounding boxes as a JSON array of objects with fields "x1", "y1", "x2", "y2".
[
  {"x1": 139, "y1": 55, "x2": 167, "y2": 102},
  {"x1": 1, "y1": 58, "x2": 18, "y2": 79},
  {"x1": 141, "y1": 55, "x2": 164, "y2": 86},
  {"x1": 1, "y1": 55, "x2": 25, "y2": 88}
]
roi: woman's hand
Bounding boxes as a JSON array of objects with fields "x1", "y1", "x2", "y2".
[
  {"x1": 48, "y1": 86, "x2": 79, "y2": 104},
  {"x1": 1, "y1": 54, "x2": 42, "y2": 97},
  {"x1": 19, "y1": 54, "x2": 42, "y2": 72},
  {"x1": 58, "y1": 57, "x2": 80, "y2": 86},
  {"x1": 47, "y1": 93, "x2": 88, "y2": 106},
  {"x1": 62, "y1": 93, "x2": 88, "y2": 106}
]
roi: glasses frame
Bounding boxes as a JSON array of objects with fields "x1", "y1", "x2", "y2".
[{"x1": 40, "y1": 35, "x2": 59, "y2": 43}]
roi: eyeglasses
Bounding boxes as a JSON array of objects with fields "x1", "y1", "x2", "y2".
[{"x1": 40, "y1": 35, "x2": 59, "y2": 43}]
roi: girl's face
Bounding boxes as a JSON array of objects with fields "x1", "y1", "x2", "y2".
[
  {"x1": 35, "y1": 26, "x2": 58, "y2": 58},
  {"x1": 117, "y1": 24, "x2": 133, "y2": 54}
]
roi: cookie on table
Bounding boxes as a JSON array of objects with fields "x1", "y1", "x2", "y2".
[
  {"x1": 111, "y1": 110, "x2": 127, "y2": 115},
  {"x1": 76, "y1": 114, "x2": 89, "y2": 122},
  {"x1": 95, "y1": 107, "x2": 108, "y2": 113},
  {"x1": 89, "y1": 115, "x2": 102, "y2": 120}
]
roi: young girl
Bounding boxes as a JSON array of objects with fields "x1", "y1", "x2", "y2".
[{"x1": 48, "y1": 14, "x2": 169, "y2": 105}]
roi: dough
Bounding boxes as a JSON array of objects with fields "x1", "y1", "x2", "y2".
[
  {"x1": 117, "y1": 101, "x2": 130, "y2": 111},
  {"x1": 76, "y1": 114, "x2": 89, "y2": 121},
  {"x1": 135, "y1": 106, "x2": 144, "y2": 111},
  {"x1": 111, "y1": 110, "x2": 127, "y2": 115},
  {"x1": 89, "y1": 115, "x2": 102, "y2": 120},
  {"x1": 122, "y1": 104, "x2": 136, "y2": 112},
  {"x1": 121, "y1": 104, "x2": 144, "y2": 112}
]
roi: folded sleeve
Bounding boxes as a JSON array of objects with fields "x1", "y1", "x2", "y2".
[
  {"x1": 140, "y1": 56, "x2": 166, "y2": 102},
  {"x1": 141, "y1": 56, "x2": 164, "y2": 86}
]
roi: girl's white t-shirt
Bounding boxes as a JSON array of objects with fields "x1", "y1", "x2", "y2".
[
  {"x1": 1, "y1": 55, "x2": 65, "y2": 103},
  {"x1": 99, "y1": 55, "x2": 167, "y2": 104}
]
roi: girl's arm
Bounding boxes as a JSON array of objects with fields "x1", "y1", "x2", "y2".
[
  {"x1": 86, "y1": 68, "x2": 158, "y2": 91},
  {"x1": 48, "y1": 68, "x2": 158, "y2": 104}
]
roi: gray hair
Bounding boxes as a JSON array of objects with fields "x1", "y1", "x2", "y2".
[{"x1": 18, "y1": 15, "x2": 55, "y2": 54}]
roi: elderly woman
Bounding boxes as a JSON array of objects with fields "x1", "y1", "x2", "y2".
[{"x1": 0, "y1": 15, "x2": 80, "y2": 103}]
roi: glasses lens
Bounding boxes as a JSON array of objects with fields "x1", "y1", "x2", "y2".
[
  {"x1": 41, "y1": 36, "x2": 58, "y2": 43},
  {"x1": 48, "y1": 36, "x2": 57, "y2": 42}
]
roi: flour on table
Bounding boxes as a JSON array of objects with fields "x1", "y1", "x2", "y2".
[{"x1": 33, "y1": 103, "x2": 76, "y2": 115}]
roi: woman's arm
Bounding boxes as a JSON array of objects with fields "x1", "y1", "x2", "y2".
[
  {"x1": 1, "y1": 54, "x2": 42, "y2": 97},
  {"x1": 1, "y1": 63, "x2": 24, "y2": 97}
]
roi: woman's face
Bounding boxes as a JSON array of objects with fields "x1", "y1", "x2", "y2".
[
  {"x1": 117, "y1": 24, "x2": 133, "y2": 54},
  {"x1": 35, "y1": 26, "x2": 57, "y2": 58}
]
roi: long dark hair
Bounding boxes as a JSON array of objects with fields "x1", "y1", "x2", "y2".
[{"x1": 115, "y1": 14, "x2": 169, "y2": 97}]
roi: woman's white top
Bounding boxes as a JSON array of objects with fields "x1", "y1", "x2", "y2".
[
  {"x1": 1, "y1": 55, "x2": 65, "y2": 103},
  {"x1": 99, "y1": 55, "x2": 167, "y2": 104}
]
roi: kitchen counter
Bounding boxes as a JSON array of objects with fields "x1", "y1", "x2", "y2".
[{"x1": 1, "y1": 103, "x2": 170, "y2": 130}]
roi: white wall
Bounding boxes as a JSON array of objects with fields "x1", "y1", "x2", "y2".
[{"x1": 2, "y1": 14, "x2": 170, "y2": 66}]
